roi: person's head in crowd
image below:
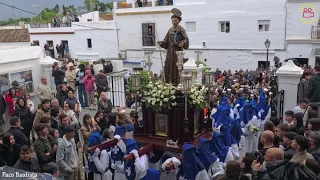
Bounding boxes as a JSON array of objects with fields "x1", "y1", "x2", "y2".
[
  {"x1": 264, "y1": 148, "x2": 284, "y2": 163},
  {"x1": 304, "y1": 159, "x2": 320, "y2": 175},
  {"x1": 299, "y1": 98, "x2": 310, "y2": 109},
  {"x1": 225, "y1": 160, "x2": 241, "y2": 179},
  {"x1": 214, "y1": 174, "x2": 229, "y2": 180},
  {"x1": 314, "y1": 65, "x2": 320, "y2": 74},
  {"x1": 59, "y1": 114, "x2": 69, "y2": 128},
  {"x1": 8, "y1": 88, "x2": 16, "y2": 97},
  {"x1": 302, "y1": 71, "x2": 312, "y2": 81},
  {"x1": 42, "y1": 162, "x2": 60, "y2": 177},
  {"x1": 15, "y1": 97, "x2": 26, "y2": 108},
  {"x1": 50, "y1": 107, "x2": 61, "y2": 119},
  {"x1": 293, "y1": 112, "x2": 304, "y2": 128},
  {"x1": 291, "y1": 135, "x2": 310, "y2": 152},
  {"x1": 19, "y1": 145, "x2": 31, "y2": 162},
  {"x1": 276, "y1": 124, "x2": 290, "y2": 139},
  {"x1": 263, "y1": 121, "x2": 275, "y2": 133},
  {"x1": 24, "y1": 93, "x2": 31, "y2": 101},
  {"x1": 260, "y1": 130, "x2": 275, "y2": 147},
  {"x1": 308, "y1": 131, "x2": 320, "y2": 151},
  {"x1": 282, "y1": 132, "x2": 297, "y2": 147},
  {"x1": 83, "y1": 114, "x2": 92, "y2": 128},
  {"x1": 79, "y1": 63, "x2": 85, "y2": 72},
  {"x1": 98, "y1": 70, "x2": 104, "y2": 76},
  {"x1": 60, "y1": 84, "x2": 67, "y2": 92},
  {"x1": 49, "y1": 128, "x2": 60, "y2": 140},
  {"x1": 304, "y1": 130, "x2": 313, "y2": 138},
  {"x1": 129, "y1": 110, "x2": 138, "y2": 123},
  {"x1": 100, "y1": 92, "x2": 107, "y2": 101},
  {"x1": 307, "y1": 118, "x2": 320, "y2": 131},
  {"x1": 270, "y1": 117, "x2": 280, "y2": 127},
  {"x1": 51, "y1": 98, "x2": 59, "y2": 108},
  {"x1": 63, "y1": 125, "x2": 75, "y2": 140},
  {"x1": 40, "y1": 116, "x2": 51, "y2": 127},
  {"x1": 285, "y1": 110, "x2": 294, "y2": 124},
  {"x1": 107, "y1": 113, "x2": 117, "y2": 128},
  {"x1": 10, "y1": 116, "x2": 21, "y2": 128},
  {"x1": 35, "y1": 123, "x2": 49, "y2": 137},
  {"x1": 63, "y1": 102, "x2": 74, "y2": 112},
  {"x1": 67, "y1": 90, "x2": 75, "y2": 99},
  {"x1": 42, "y1": 99, "x2": 51, "y2": 111},
  {"x1": 307, "y1": 110, "x2": 318, "y2": 120},
  {"x1": 3, "y1": 133, "x2": 15, "y2": 147},
  {"x1": 94, "y1": 111, "x2": 104, "y2": 123}
]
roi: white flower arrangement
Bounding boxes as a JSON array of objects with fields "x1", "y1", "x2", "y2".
[
  {"x1": 249, "y1": 125, "x2": 260, "y2": 135},
  {"x1": 188, "y1": 86, "x2": 207, "y2": 109},
  {"x1": 141, "y1": 80, "x2": 177, "y2": 111}
]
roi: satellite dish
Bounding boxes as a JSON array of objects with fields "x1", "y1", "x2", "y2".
[{"x1": 172, "y1": 8, "x2": 182, "y2": 17}]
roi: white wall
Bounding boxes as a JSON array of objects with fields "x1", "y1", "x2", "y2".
[
  {"x1": 0, "y1": 46, "x2": 44, "y2": 131},
  {"x1": 286, "y1": 2, "x2": 320, "y2": 39},
  {"x1": 78, "y1": 11, "x2": 100, "y2": 23},
  {"x1": 30, "y1": 21, "x2": 119, "y2": 60},
  {"x1": 0, "y1": 42, "x2": 30, "y2": 47}
]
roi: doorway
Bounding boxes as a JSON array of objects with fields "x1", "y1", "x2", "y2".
[
  {"x1": 316, "y1": 57, "x2": 320, "y2": 66},
  {"x1": 294, "y1": 58, "x2": 308, "y2": 67},
  {"x1": 46, "y1": 40, "x2": 54, "y2": 58},
  {"x1": 258, "y1": 61, "x2": 270, "y2": 70},
  {"x1": 60, "y1": 40, "x2": 69, "y2": 58}
]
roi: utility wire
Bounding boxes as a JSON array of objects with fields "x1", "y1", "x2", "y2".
[{"x1": 0, "y1": 2, "x2": 38, "y2": 16}]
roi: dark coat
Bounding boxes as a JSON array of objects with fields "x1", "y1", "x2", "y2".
[
  {"x1": 13, "y1": 157, "x2": 40, "y2": 172},
  {"x1": 52, "y1": 67, "x2": 66, "y2": 86},
  {"x1": 97, "y1": 99, "x2": 113, "y2": 114},
  {"x1": 56, "y1": 90, "x2": 68, "y2": 108},
  {"x1": 95, "y1": 75, "x2": 108, "y2": 92},
  {"x1": 0, "y1": 135, "x2": 21, "y2": 167},
  {"x1": 308, "y1": 74, "x2": 320, "y2": 102},
  {"x1": 284, "y1": 146, "x2": 295, "y2": 160},
  {"x1": 298, "y1": 78, "x2": 308, "y2": 101},
  {"x1": 104, "y1": 64, "x2": 113, "y2": 74},
  {"x1": 0, "y1": 94, "x2": 6, "y2": 114},
  {"x1": 13, "y1": 106, "x2": 34, "y2": 136},
  {"x1": 33, "y1": 135, "x2": 56, "y2": 166},
  {"x1": 7, "y1": 127, "x2": 29, "y2": 146}
]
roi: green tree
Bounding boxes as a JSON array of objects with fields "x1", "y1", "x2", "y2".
[
  {"x1": 106, "y1": 2, "x2": 114, "y2": 11},
  {"x1": 99, "y1": 2, "x2": 107, "y2": 12},
  {"x1": 84, "y1": 0, "x2": 99, "y2": 11},
  {"x1": 53, "y1": 4, "x2": 60, "y2": 14},
  {"x1": 62, "y1": 5, "x2": 66, "y2": 16}
]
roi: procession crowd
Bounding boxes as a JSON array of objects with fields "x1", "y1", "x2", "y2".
[{"x1": 0, "y1": 61, "x2": 319, "y2": 180}]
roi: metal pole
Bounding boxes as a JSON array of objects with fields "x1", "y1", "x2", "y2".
[
  {"x1": 184, "y1": 95, "x2": 188, "y2": 121},
  {"x1": 266, "y1": 48, "x2": 269, "y2": 76},
  {"x1": 135, "y1": 92, "x2": 138, "y2": 113}
]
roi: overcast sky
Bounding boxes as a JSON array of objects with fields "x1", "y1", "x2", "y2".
[{"x1": 0, "y1": 0, "x2": 118, "y2": 20}]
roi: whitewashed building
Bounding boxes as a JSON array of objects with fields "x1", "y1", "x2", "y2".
[
  {"x1": 286, "y1": 0, "x2": 320, "y2": 67},
  {"x1": 114, "y1": 0, "x2": 289, "y2": 73},
  {"x1": 29, "y1": 12, "x2": 119, "y2": 60}
]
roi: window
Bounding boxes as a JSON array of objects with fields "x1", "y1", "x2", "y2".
[
  {"x1": 258, "y1": 20, "x2": 270, "y2": 32},
  {"x1": 186, "y1": 22, "x2": 196, "y2": 32},
  {"x1": 142, "y1": 23, "x2": 155, "y2": 46},
  {"x1": 87, "y1": 19, "x2": 92, "y2": 22},
  {"x1": 32, "y1": 41, "x2": 39, "y2": 46},
  {"x1": 219, "y1": 21, "x2": 230, "y2": 33},
  {"x1": 87, "y1": 39, "x2": 92, "y2": 48}
]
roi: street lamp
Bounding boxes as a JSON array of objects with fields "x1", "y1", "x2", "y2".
[
  {"x1": 264, "y1": 39, "x2": 271, "y2": 76},
  {"x1": 181, "y1": 72, "x2": 193, "y2": 142},
  {"x1": 176, "y1": 51, "x2": 185, "y2": 90},
  {"x1": 194, "y1": 50, "x2": 203, "y2": 86},
  {"x1": 131, "y1": 72, "x2": 141, "y2": 113},
  {"x1": 205, "y1": 71, "x2": 215, "y2": 104}
]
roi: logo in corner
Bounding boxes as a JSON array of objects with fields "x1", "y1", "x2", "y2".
[{"x1": 299, "y1": 4, "x2": 318, "y2": 24}]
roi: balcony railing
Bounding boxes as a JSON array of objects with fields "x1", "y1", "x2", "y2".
[
  {"x1": 311, "y1": 26, "x2": 320, "y2": 39},
  {"x1": 116, "y1": 0, "x2": 173, "y2": 9},
  {"x1": 30, "y1": 23, "x2": 72, "y2": 29}
]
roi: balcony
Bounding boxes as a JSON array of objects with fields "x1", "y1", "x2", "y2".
[
  {"x1": 311, "y1": 26, "x2": 320, "y2": 39},
  {"x1": 115, "y1": 0, "x2": 173, "y2": 9},
  {"x1": 30, "y1": 23, "x2": 72, "y2": 29}
]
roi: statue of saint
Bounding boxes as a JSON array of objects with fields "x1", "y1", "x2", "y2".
[{"x1": 158, "y1": 10, "x2": 189, "y2": 85}]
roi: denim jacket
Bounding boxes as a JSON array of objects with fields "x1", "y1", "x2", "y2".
[{"x1": 56, "y1": 136, "x2": 79, "y2": 176}]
